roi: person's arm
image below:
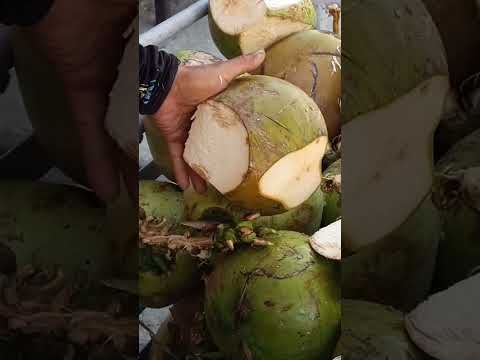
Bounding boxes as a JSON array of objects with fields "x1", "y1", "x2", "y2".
[
  {"x1": 0, "y1": 0, "x2": 54, "y2": 26},
  {"x1": 139, "y1": 45, "x2": 180, "y2": 115}
]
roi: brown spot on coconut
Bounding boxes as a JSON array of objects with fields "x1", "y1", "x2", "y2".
[
  {"x1": 208, "y1": 0, "x2": 317, "y2": 58},
  {"x1": 261, "y1": 30, "x2": 341, "y2": 139},
  {"x1": 183, "y1": 75, "x2": 328, "y2": 215}
]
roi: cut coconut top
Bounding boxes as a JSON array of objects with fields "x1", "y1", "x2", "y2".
[
  {"x1": 405, "y1": 273, "x2": 480, "y2": 360},
  {"x1": 342, "y1": 75, "x2": 450, "y2": 251},
  {"x1": 259, "y1": 136, "x2": 327, "y2": 209},
  {"x1": 264, "y1": 0, "x2": 304, "y2": 11},
  {"x1": 184, "y1": 101, "x2": 250, "y2": 194},
  {"x1": 239, "y1": 16, "x2": 312, "y2": 55},
  {"x1": 209, "y1": 0, "x2": 267, "y2": 35},
  {"x1": 310, "y1": 219, "x2": 341, "y2": 260}
]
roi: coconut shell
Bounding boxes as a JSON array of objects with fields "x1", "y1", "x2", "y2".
[
  {"x1": 432, "y1": 129, "x2": 480, "y2": 291},
  {"x1": 261, "y1": 30, "x2": 341, "y2": 138},
  {"x1": 184, "y1": 184, "x2": 325, "y2": 235},
  {"x1": 205, "y1": 230, "x2": 340, "y2": 360},
  {"x1": 342, "y1": 0, "x2": 448, "y2": 123},
  {"x1": 342, "y1": 194, "x2": 441, "y2": 312},
  {"x1": 139, "y1": 181, "x2": 201, "y2": 308},
  {"x1": 0, "y1": 181, "x2": 111, "y2": 278},
  {"x1": 335, "y1": 300, "x2": 428, "y2": 360},
  {"x1": 208, "y1": 0, "x2": 317, "y2": 58},
  {"x1": 321, "y1": 159, "x2": 341, "y2": 227}
]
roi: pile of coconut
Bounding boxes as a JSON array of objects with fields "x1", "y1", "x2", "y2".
[{"x1": 142, "y1": 0, "x2": 480, "y2": 359}]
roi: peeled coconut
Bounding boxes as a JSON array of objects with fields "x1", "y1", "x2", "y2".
[
  {"x1": 144, "y1": 50, "x2": 222, "y2": 180},
  {"x1": 432, "y1": 129, "x2": 480, "y2": 291},
  {"x1": 208, "y1": 0, "x2": 317, "y2": 58},
  {"x1": 139, "y1": 181, "x2": 201, "y2": 308},
  {"x1": 343, "y1": 76, "x2": 450, "y2": 251},
  {"x1": 342, "y1": 194, "x2": 441, "y2": 311},
  {"x1": 0, "y1": 181, "x2": 111, "y2": 278},
  {"x1": 184, "y1": 75, "x2": 328, "y2": 215},
  {"x1": 205, "y1": 230, "x2": 340, "y2": 360},
  {"x1": 321, "y1": 159, "x2": 341, "y2": 226},
  {"x1": 405, "y1": 273, "x2": 480, "y2": 360},
  {"x1": 184, "y1": 184, "x2": 325, "y2": 235},
  {"x1": 335, "y1": 300, "x2": 427, "y2": 360},
  {"x1": 261, "y1": 30, "x2": 341, "y2": 138}
]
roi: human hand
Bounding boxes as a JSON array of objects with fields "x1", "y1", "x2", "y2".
[
  {"x1": 151, "y1": 50, "x2": 266, "y2": 193},
  {"x1": 23, "y1": 0, "x2": 137, "y2": 202}
]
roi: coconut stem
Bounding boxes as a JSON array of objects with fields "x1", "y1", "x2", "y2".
[{"x1": 328, "y1": 4, "x2": 341, "y2": 35}]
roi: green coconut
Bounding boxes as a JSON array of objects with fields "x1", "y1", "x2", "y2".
[
  {"x1": 261, "y1": 30, "x2": 341, "y2": 139},
  {"x1": 144, "y1": 50, "x2": 222, "y2": 180},
  {"x1": 341, "y1": 0, "x2": 450, "y2": 250},
  {"x1": 0, "y1": 181, "x2": 112, "y2": 278},
  {"x1": 184, "y1": 184, "x2": 325, "y2": 235},
  {"x1": 342, "y1": 0, "x2": 448, "y2": 123},
  {"x1": 208, "y1": 0, "x2": 317, "y2": 59},
  {"x1": 205, "y1": 230, "x2": 340, "y2": 360},
  {"x1": 342, "y1": 194, "x2": 441, "y2": 312},
  {"x1": 139, "y1": 181, "x2": 201, "y2": 308},
  {"x1": 335, "y1": 300, "x2": 427, "y2": 360},
  {"x1": 432, "y1": 129, "x2": 480, "y2": 291},
  {"x1": 321, "y1": 159, "x2": 341, "y2": 227},
  {"x1": 184, "y1": 75, "x2": 328, "y2": 215}
]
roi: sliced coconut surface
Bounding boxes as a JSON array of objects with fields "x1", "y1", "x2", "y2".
[
  {"x1": 239, "y1": 16, "x2": 312, "y2": 55},
  {"x1": 209, "y1": 0, "x2": 267, "y2": 35},
  {"x1": 259, "y1": 136, "x2": 327, "y2": 209},
  {"x1": 405, "y1": 273, "x2": 480, "y2": 360},
  {"x1": 184, "y1": 100, "x2": 249, "y2": 194},
  {"x1": 343, "y1": 75, "x2": 450, "y2": 251},
  {"x1": 310, "y1": 219, "x2": 341, "y2": 260}
]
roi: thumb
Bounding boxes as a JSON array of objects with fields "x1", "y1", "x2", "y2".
[{"x1": 215, "y1": 49, "x2": 266, "y2": 86}]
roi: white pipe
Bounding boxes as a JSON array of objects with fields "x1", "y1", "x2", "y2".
[{"x1": 139, "y1": 0, "x2": 209, "y2": 46}]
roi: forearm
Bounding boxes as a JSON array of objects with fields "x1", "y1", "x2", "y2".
[
  {"x1": 139, "y1": 45, "x2": 180, "y2": 115},
  {"x1": 0, "y1": 0, "x2": 54, "y2": 26}
]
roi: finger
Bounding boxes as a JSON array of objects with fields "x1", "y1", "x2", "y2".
[
  {"x1": 69, "y1": 92, "x2": 120, "y2": 202},
  {"x1": 214, "y1": 49, "x2": 266, "y2": 87},
  {"x1": 167, "y1": 142, "x2": 190, "y2": 190},
  {"x1": 188, "y1": 167, "x2": 207, "y2": 194}
]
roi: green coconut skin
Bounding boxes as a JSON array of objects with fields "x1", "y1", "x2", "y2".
[
  {"x1": 144, "y1": 50, "x2": 222, "y2": 180},
  {"x1": 208, "y1": 0, "x2": 316, "y2": 59},
  {"x1": 321, "y1": 159, "x2": 341, "y2": 227},
  {"x1": 335, "y1": 300, "x2": 427, "y2": 360},
  {"x1": 205, "y1": 75, "x2": 327, "y2": 214},
  {"x1": 184, "y1": 185, "x2": 325, "y2": 235},
  {"x1": 342, "y1": 0, "x2": 448, "y2": 123},
  {"x1": 342, "y1": 194, "x2": 441, "y2": 312},
  {"x1": 432, "y1": 129, "x2": 480, "y2": 291},
  {"x1": 205, "y1": 231, "x2": 340, "y2": 360},
  {"x1": 0, "y1": 181, "x2": 111, "y2": 278},
  {"x1": 139, "y1": 181, "x2": 201, "y2": 308}
]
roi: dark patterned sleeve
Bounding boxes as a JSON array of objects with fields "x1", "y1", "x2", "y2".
[
  {"x1": 0, "y1": 0, "x2": 54, "y2": 26},
  {"x1": 139, "y1": 45, "x2": 180, "y2": 115}
]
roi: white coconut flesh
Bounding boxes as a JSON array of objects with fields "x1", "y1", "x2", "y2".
[
  {"x1": 258, "y1": 136, "x2": 328, "y2": 209},
  {"x1": 209, "y1": 0, "x2": 267, "y2": 35},
  {"x1": 405, "y1": 273, "x2": 480, "y2": 360},
  {"x1": 310, "y1": 219, "x2": 341, "y2": 260},
  {"x1": 342, "y1": 75, "x2": 450, "y2": 251},
  {"x1": 239, "y1": 17, "x2": 312, "y2": 55},
  {"x1": 184, "y1": 100, "x2": 250, "y2": 194}
]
